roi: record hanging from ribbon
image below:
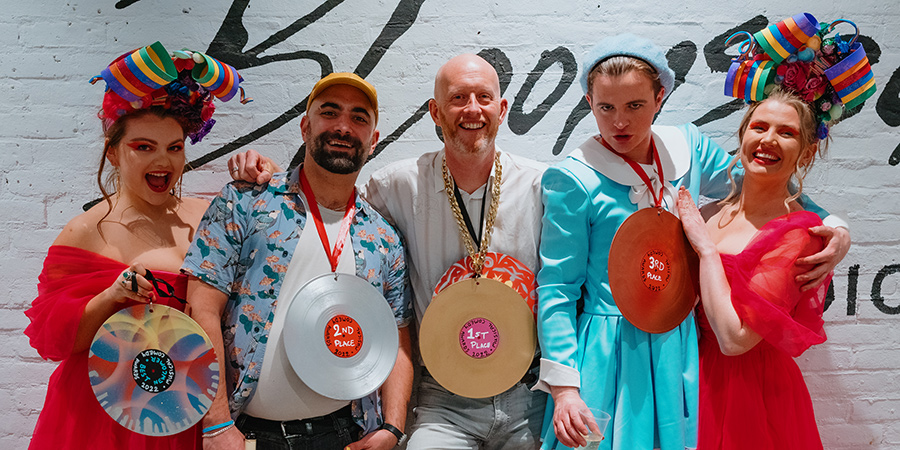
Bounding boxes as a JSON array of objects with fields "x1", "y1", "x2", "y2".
[
  {"x1": 608, "y1": 207, "x2": 700, "y2": 333},
  {"x1": 433, "y1": 252, "x2": 537, "y2": 320},
  {"x1": 88, "y1": 303, "x2": 217, "y2": 436},
  {"x1": 420, "y1": 277, "x2": 536, "y2": 398},
  {"x1": 283, "y1": 273, "x2": 399, "y2": 401}
]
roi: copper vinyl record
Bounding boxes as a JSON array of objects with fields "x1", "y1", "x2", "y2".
[
  {"x1": 608, "y1": 207, "x2": 700, "y2": 333},
  {"x1": 283, "y1": 273, "x2": 399, "y2": 400},
  {"x1": 419, "y1": 278, "x2": 536, "y2": 398}
]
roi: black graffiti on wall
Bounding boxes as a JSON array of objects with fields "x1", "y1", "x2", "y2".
[
  {"x1": 821, "y1": 264, "x2": 900, "y2": 316},
  {"x1": 112, "y1": 1, "x2": 900, "y2": 315},
  {"x1": 116, "y1": 1, "x2": 899, "y2": 168}
]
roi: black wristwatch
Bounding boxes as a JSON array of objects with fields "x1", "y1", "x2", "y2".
[{"x1": 380, "y1": 422, "x2": 407, "y2": 445}]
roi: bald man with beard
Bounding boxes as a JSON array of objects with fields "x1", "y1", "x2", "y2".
[{"x1": 362, "y1": 54, "x2": 548, "y2": 449}]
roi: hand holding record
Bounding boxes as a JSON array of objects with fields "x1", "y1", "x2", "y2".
[
  {"x1": 676, "y1": 187, "x2": 718, "y2": 257},
  {"x1": 110, "y1": 263, "x2": 155, "y2": 304}
]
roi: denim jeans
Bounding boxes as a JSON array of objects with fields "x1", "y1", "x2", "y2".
[
  {"x1": 236, "y1": 409, "x2": 362, "y2": 450},
  {"x1": 406, "y1": 368, "x2": 547, "y2": 450}
]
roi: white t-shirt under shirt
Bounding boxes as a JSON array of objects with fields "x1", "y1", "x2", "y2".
[{"x1": 243, "y1": 197, "x2": 355, "y2": 421}]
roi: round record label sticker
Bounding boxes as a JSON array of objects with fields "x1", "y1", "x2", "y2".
[
  {"x1": 640, "y1": 249, "x2": 670, "y2": 291},
  {"x1": 324, "y1": 315, "x2": 364, "y2": 358},
  {"x1": 458, "y1": 317, "x2": 499, "y2": 359},
  {"x1": 132, "y1": 349, "x2": 176, "y2": 393}
]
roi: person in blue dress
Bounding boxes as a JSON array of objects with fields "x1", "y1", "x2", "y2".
[{"x1": 533, "y1": 34, "x2": 850, "y2": 450}]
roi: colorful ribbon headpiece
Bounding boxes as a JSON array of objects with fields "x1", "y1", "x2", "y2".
[
  {"x1": 821, "y1": 21, "x2": 877, "y2": 111},
  {"x1": 753, "y1": 13, "x2": 820, "y2": 64},
  {"x1": 90, "y1": 42, "x2": 250, "y2": 143},
  {"x1": 189, "y1": 51, "x2": 246, "y2": 103},
  {"x1": 724, "y1": 32, "x2": 775, "y2": 102},
  {"x1": 724, "y1": 13, "x2": 877, "y2": 139}
]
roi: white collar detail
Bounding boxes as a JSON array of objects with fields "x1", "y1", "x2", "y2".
[{"x1": 568, "y1": 125, "x2": 690, "y2": 211}]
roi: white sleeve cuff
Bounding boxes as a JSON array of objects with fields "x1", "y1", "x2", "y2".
[
  {"x1": 531, "y1": 358, "x2": 581, "y2": 393},
  {"x1": 822, "y1": 214, "x2": 849, "y2": 231}
]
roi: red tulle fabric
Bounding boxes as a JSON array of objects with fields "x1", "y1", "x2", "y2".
[
  {"x1": 696, "y1": 211, "x2": 830, "y2": 450},
  {"x1": 24, "y1": 246, "x2": 201, "y2": 450}
]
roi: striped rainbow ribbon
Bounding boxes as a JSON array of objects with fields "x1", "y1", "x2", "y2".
[
  {"x1": 825, "y1": 41, "x2": 877, "y2": 110},
  {"x1": 99, "y1": 42, "x2": 178, "y2": 102},
  {"x1": 724, "y1": 58, "x2": 774, "y2": 102},
  {"x1": 753, "y1": 13, "x2": 819, "y2": 63},
  {"x1": 192, "y1": 52, "x2": 244, "y2": 102}
]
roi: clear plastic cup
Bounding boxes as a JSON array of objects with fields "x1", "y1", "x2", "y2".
[{"x1": 575, "y1": 407, "x2": 611, "y2": 450}]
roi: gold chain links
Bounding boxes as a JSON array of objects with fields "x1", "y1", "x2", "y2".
[{"x1": 441, "y1": 151, "x2": 502, "y2": 277}]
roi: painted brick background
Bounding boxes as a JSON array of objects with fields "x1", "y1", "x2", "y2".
[{"x1": 2, "y1": 0, "x2": 899, "y2": 448}]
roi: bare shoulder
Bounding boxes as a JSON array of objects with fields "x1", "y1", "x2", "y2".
[{"x1": 52, "y1": 203, "x2": 110, "y2": 250}]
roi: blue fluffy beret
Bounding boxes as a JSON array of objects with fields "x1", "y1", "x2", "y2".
[{"x1": 580, "y1": 33, "x2": 675, "y2": 100}]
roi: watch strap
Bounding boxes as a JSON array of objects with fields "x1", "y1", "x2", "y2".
[{"x1": 380, "y1": 422, "x2": 405, "y2": 444}]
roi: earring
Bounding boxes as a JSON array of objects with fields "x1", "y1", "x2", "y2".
[{"x1": 170, "y1": 173, "x2": 184, "y2": 199}]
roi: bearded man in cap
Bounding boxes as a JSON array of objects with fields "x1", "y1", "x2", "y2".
[{"x1": 185, "y1": 73, "x2": 412, "y2": 450}]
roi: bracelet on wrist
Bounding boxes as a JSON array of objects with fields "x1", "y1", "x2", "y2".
[
  {"x1": 202, "y1": 423, "x2": 235, "y2": 438},
  {"x1": 202, "y1": 419, "x2": 235, "y2": 434}
]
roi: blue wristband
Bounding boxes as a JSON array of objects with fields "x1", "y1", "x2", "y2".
[{"x1": 202, "y1": 420, "x2": 234, "y2": 434}]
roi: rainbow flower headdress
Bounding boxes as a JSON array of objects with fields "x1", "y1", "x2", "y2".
[
  {"x1": 90, "y1": 41, "x2": 251, "y2": 144},
  {"x1": 724, "y1": 13, "x2": 876, "y2": 139}
]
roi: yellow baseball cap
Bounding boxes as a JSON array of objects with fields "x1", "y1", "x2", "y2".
[{"x1": 307, "y1": 72, "x2": 378, "y2": 124}]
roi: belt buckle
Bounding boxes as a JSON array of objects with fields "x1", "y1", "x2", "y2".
[{"x1": 279, "y1": 421, "x2": 314, "y2": 437}]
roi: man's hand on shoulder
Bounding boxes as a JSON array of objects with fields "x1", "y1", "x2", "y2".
[{"x1": 229, "y1": 149, "x2": 282, "y2": 184}]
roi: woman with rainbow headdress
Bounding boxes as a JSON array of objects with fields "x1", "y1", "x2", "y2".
[
  {"x1": 24, "y1": 42, "x2": 248, "y2": 449},
  {"x1": 533, "y1": 31, "x2": 854, "y2": 450},
  {"x1": 678, "y1": 14, "x2": 876, "y2": 449}
]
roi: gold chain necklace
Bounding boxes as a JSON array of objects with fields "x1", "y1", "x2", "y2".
[{"x1": 441, "y1": 151, "x2": 502, "y2": 277}]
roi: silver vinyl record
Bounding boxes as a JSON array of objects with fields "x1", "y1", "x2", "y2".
[{"x1": 283, "y1": 273, "x2": 399, "y2": 400}]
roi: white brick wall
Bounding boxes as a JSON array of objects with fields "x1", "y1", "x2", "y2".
[{"x1": 2, "y1": 1, "x2": 898, "y2": 448}]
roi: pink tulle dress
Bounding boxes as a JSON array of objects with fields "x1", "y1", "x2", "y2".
[
  {"x1": 24, "y1": 245, "x2": 201, "y2": 449},
  {"x1": 696, "y1": 211, "x2": 830, "y2": 450}
]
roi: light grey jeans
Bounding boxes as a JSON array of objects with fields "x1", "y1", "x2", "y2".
[{"x1": 407, "y1": 370, "x2": 547, "y2": 450}]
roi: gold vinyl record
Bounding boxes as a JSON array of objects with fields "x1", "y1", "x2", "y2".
[
  {"x1": 419, "y1": 278, "x2": 536, "y2": 399},
  {"x1": 608, "y1": 207, "x2": 700, "y2": 333}
]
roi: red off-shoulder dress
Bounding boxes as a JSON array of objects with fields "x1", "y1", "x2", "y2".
[
  {"x1": 24, "y1": 246, "x2": 201, "y2": 450},
  {"x1": 696, "y1": 211, "x2": 830, "y2": 450}
]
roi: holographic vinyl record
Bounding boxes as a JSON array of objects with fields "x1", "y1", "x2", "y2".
[{"x1": 88, "y1": 304, "x2": 217, "y2": 436}]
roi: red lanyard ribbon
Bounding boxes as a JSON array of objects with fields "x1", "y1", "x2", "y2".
[
  {"x1": 601, "y1": 137, "x2": 665, "y2": 208},
  {"x1": 298, "y1": 167, "x2": 356, "y2": 273}
]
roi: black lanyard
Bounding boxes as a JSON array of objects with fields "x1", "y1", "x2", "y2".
[{"x1": 452, "y1": 181, "x2": 490, "y2": 247}]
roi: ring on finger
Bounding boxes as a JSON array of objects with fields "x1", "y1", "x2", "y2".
[
  {"x1": 230, "y1": 166, "x2": 239, "y2": 173},
  {"x1": 120, "y1": 270, "x2": 134, "y2": 289}
]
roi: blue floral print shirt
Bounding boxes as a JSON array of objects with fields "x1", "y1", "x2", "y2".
[{"x1": 182, "y1": 168, "x2": 410, "y2": 433}]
